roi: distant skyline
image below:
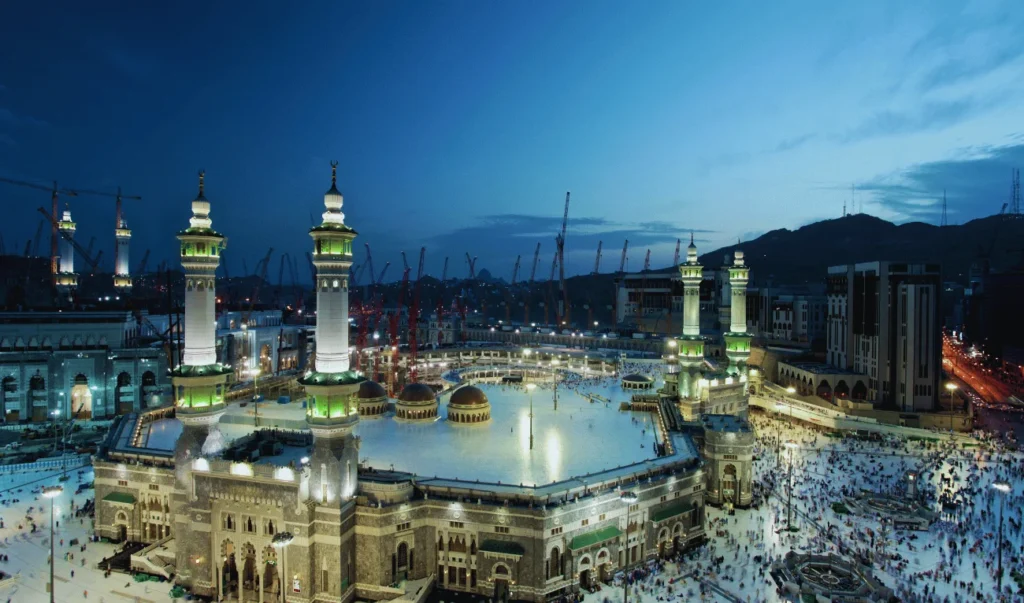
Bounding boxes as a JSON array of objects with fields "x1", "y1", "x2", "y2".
[{"x1": 2, "y1": 1, "x2": 1023, "y2": 282}]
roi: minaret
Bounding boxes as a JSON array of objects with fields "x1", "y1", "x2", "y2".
[
  {"x1": 55, "y1": 204, "x2": 78, "y2": 289},
  {"x1": 725, "y1": 248, "x2": 752, "y2": 374},
  {"x1": 298, "y1": 162, "x2": 364, "y2": 505},
  {"x1": 172, "y1": 172, "x2": 231, "y2": 589},
  {"x1": 670, "y1": 233, "x2": 706, "y2": 414},
  {"x1": 113, "y1": 216, "x2": 132, "y2": 289}
]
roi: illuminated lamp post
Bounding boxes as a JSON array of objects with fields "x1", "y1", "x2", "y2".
[
  {"x1": 784, "y1": 441, "x2": 798, "y2": 530},
  {"x1": 526, "y1": 383, "x2": 536, "y2": 450},
  {"x1": 774, "y1": 403, "x2": 786, "y2": 466},
  {"x1": 250, "y1": 368, "x2": 262, "y2": 427},
  {"x1": 272, "y1": 531, "x2": 295, "y2": 603},
  {"x1": 945, "y1": 382, "x2": 958, "y2": 432},
  {"x1": 993, "y1": 481, "x2": 1010, "y2": 595},
  {"x1": 620, "y1": 490, "x2": 639, "y2": 603},
  {"x1": 785, "y1": 386, "x2": 796, "y2": 426},
  {"x1": 43, "y1": 485, "x2": 63, "y2": 603}
]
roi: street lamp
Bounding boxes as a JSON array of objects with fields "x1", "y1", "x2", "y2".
[
  {"x1": 993, "y1": 481, "x2": 1011, "y2": 595},
  {"x1": 620, "y1": 490, "x2": 639, "y2": 603},
  {"x1": 526, "y1": 383, "x2": 536, "y2": 450},
  {"x1": 774, "y1": 403, "x2": 787, "y2": 466},
  {"x1": 784, "y1": 387, "x2": 796, "y2": 426},
  {"x1": 945, "y1": 382, "x2": 958, "y2": 432},
  {"x1": 272, "y1": 531, "x2": 295, "y2": 603},
  {"x1": 784, "y1": 441, "x2": 798, "y2": 530},
  {"x1": 43, "y1": 485, "x2": 63, "y2": 603},
  {"x1": 250, "y1": 368, "x2": 262, "y2": 427}
]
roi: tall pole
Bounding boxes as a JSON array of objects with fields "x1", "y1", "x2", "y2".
[
  {"x1": 620, "y1": 490, "x2": 638, "y2": 603},
  {"x1": 49, "y1": 493, "x2": 55, "y2": 603},
  {"x1": 995, "y1": 491, "x2": 1003, "y2": 593},
  {"x1": 529, "y1": 390, "x2": 534, "y2": 450}
]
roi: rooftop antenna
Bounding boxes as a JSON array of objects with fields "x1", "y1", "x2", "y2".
[{"x1": 941, "y1": 189, "x2": 948, "y2": 227}]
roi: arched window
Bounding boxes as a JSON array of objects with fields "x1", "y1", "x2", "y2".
[
  {"x1": 117, "y1": 372, "x2": 132, "y2": 387},
  {"x1": 397, "y1": 542, "x2": 409, "y2": 569},
  {"x1": 548, "y1": 547, "x2": 561, "y2": 579}
]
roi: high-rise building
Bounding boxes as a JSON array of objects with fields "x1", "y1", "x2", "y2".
[{"x1": 826, "y1": 262, "x2": 941, "y2": 412}]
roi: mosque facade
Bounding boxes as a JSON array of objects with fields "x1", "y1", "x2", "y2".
[{"x1": 92, "y1": 169, "x2": 709, "y2": 603}]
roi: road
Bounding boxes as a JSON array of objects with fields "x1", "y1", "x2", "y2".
[{"x1": 943, "y1": 335, "x2": 1013, "y2": 404}]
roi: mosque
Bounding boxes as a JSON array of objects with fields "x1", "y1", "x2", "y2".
[{"x1": 93, "y1": 167, "x2": 722, "y2": 603}]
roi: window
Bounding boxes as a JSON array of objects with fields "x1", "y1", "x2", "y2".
[
  {"x1": 660, "y1": 495, "x2": 667, "y2": 502},
  {"x1": 551, "y1": 527, "x2": 563, "y2": 536},
  {"x1": 723, "y1": 454, "x2": 738, "y2": 460},
  {"x1": 322, "y1": 569, "x2": 329, "y2": 592},
  {"x1": 243, "y1": 515, "x2": 257, "y2": 534},
  {"x1": 629, "y1": 504, "x2": 639, "y2": 512},
  {"x1": 397, "y1": 522, "x2": 411, "y2": 532},
  {"x1": 581, "y1": 519, "x2": 589, "y2": 527},
  {"x1": 693, "y1": 484, "x2": 703, "y2": 492},
  {"x1": 598, "y1": 514, "x2": 606, "y2": 521},
  {"x1": 449, "y1": 521, "x2": 464, "y2": 529},
  {"x1": 118, "y1": 480, "x2": 128, "y2": 487},
  {"x1": 223, "y1": 513, "x2": 236, "y2": 531},
  {"x1": 149, "y1": 484, "x2": 159, "y2": 491},
  {"x1": 674, "y1": 491, "x2": 681, "y2": 499},
  {"x1": 494, "y1": 526, "x2": 509, "y2": 534}
]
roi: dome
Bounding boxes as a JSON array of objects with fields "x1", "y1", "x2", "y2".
[
  {"x1": 448, "y1": 385, "x2": 489, "y2": 408},
  {"x1": 357, "y1": 380, "x2": 387, "y2": 400},
  {"x1": 621, "y1": 373, "x2": 653, "y2": 383},
  {"x1": 398, "y1": 383, "x2": 436, "y2": 403}
]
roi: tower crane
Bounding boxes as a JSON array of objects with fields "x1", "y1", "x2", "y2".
[
  {"x1": 465, "y1": 253, "x2": 478, "y2": 280},
  {"x1": 554, "y1": 191, "x2": 570, "y2": 325},
  {"x1": 529, "y1": 243, "x2": 541, "y2": 282},
  {"x1": 241, "y1": 248, "x2": 274, "y2": 325},
  {"x1": 673, "y1": 238, "x2": 681, "y2": 266},
  {"x1": 524, "y1": 242, "x2": 542, "y2": 325},
  {"x1": 36, "y1": 207, "x2": 103, "y2": 272},
  {"x1": 0, "y1": 177, "x2": 77, "y2": 278},
  {"x1": 593, "y1": 241, "x2": 603, "y2": 274},
  {"x1": 441, "y1": 256, "x2": 449, "y2": 282},
  {"x1": 32, "y1": 220, "x2": 45, "y2": 257},
  {"x1": 611, "y1": 239, "x2": 629, "y2": 328},
  {"x1": 637, "y1": 249, "x2": 651, "y2": 331},
  {"x1": 85, "y1": 236, "x2": 96, "y2": 261},
  {"x1": 136, "y1": 249, "x2": 150, "y2": 275},
  {"x1": 388, "y1": 267, "x2": 411, "y2": 395},
  {"x1": 401, "y1": 251, "x2": 410, "y2": 274},
  {"x1": 619, "y1": 240, "x2": 629, "y2": 273},
  {"x1": 511, "y1": 255, "x2": 521, "y2": 285},
  {"x1": 544, "y1": 252, "x2": 558, "y2": 326},
  {"x1": 408, "y1": 247, "x2": 426, "y2": 379}
]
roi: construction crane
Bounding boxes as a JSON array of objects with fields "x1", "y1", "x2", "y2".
[
  {"x1": 376, "y1": 262, "x2": 391, "y2": 285},
  {"x1": 401, "y1": 251, "x2": 410, "y2": 274},
  {"x1": 611, "y1": 239, "x2": 629, "y2": 328},
  {"x1": 136, "y1": 249, "x2": 150, "y2": 275},
  {"x1": 465, "y1": 253, "x2": 478, "y2": 280},
  {"x1": 619, "y1": 240, "x2": 629, "y2": 273},
  {"x1": 85, "y1": 236, "x2": 96, "y2": 260},
  {"x1": 673, "y1": 238, "x2": 681, "y2": 266},
  {"x1": 0, "y1": 177, "x2": 77, "y2": 278},
  {"x1": 408, "y1": 247, "x2": 426, "y2": 382},
  {"x1": 523, "y1": 242, "x2": 542, "y2": 325},
  {"x1": 511, "y1": 255, "x2": 521, "y2": 285},
  {"x1": 544, "y1": 252, "x2": 558, "y2": 326},
  {"x1": 241, "y1": 248, "x2": 274, "y2": 325},
  {"x1": 529, "y1": 243, "x2": 541, "y2": 282},
  {"x1": 592, "y1": 241, "x2": 603, "y2": 275},
  {"x1": 74, "y1": 186, "x2": 142, "y2": 283},
  {"x1": 274, "y1": 252, "x2": 288, "y2": 308},
  {"x1": 554, "y1": 191, "x2": 570, "y2": 325},
  {"x1": 32, "y1": 220, "x2": 45, "y2": 257},
  {"x1": 304, "y1": 252, "x2": 317, "y2": 286},
  {"x1": 637, "y1": 249, "x2": 651, "y2": 331},
  {"x1": 36, "y1": 207, "x2": 103, "y2": 272}
]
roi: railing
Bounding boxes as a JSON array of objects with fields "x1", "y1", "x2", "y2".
[{"x1": 0, "y1": 454, "x2": 90, "y2": 473}]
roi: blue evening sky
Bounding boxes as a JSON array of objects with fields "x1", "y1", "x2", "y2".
[{"x1": 1, "y1": 1, "x2": 1023, "y2": 281}]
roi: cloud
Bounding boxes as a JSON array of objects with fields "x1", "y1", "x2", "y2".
[
  {"x1": 420, "y1": 214, "x2": 713, "y2": 276},
  {"x1": 917, "y1": 44, "x2": 1024, "y2": 93},
  {"x1": 840, "y1": 99, "x2": 979, "y2": 143},
  {"x1": 773, "y1": 134, "x2": 816, "y2": 153},
  {"x1": 860, "y1": 142, "x2": 1024, "y2": 222}
]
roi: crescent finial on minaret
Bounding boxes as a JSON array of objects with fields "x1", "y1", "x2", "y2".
[
  {"x1": 198, "y1": 170, "x2": 205, "y2": 197},
  {"x1": 330, "y1": 160, "x2": 339, "y2": 186}
]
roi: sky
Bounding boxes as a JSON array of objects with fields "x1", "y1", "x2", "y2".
[{"x1": 1, "y1": 1, "x2": 1023, "y2": 283}]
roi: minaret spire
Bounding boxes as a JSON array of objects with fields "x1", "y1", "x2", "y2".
[
  {"x1": 331, "y1": 160, "x2": 338, "y2": 187},
  {"x1": 197, "y1": 170, "x2": 205, "y2": 199}
]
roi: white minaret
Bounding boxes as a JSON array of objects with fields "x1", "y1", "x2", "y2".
[
  {"x1": 114, "y1": 217, "x2": 132, "y2": 288},
  {"x1": 178, "y1": 172, "x2": 223, "y2": 367},
  {"x1": 680, "y1": 234, "x2": 703, "y2": 337},
  {"x1": 725, "y1": 247, "x2": 752, "y2": 374},
  {"x1": 300, "y1": 162, "x2": 364, "y2": 506},
  {"x1": 311, "y1": 162, "x2": 355, "y2": 374},
  {"x1": 58, "y1": 205, "x2": 76, "y2": 274},
  {"x1": 729, "y1": 250, "x2": 748, "y2": 333}
]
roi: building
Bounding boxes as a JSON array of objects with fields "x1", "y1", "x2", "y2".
[
  {"x1": 92, "y1": 166, "x2": 710, "y2": 603},
  {"x1": 698, "y1": 414, "x2": 754, "y2": 508},
  {"x1": 0, "y1": 311, "x2": 169, "y2": 421},
  {"x1": 826, "y1": 262, "x2": 941, "y2": 412},
  {"x1": 114, "y1": 216, "x2": 132, "y2": 289}
]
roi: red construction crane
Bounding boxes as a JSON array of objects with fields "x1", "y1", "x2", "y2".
[
  {"x1": 435, "y1": 256, "x2": 449, "y2": 347},
  {"x1": 408, "y1": 247, "x2": 426, "y2": 382},
  {"x1": 554, "y1": 191, "x2": 570, "y2": 325},
  {"x1": 388, "y1": 267, "x2": 411, "y2": 395},
  {"x1": 511, "y1": 255, "x2": 521, "y2": 285},
  {"x1": 672, "y1": 238, "x2": 681, "y2": 266},
  {"x1": 36, "y1": 207, "x2": 104, "y2": 273},
  {"x1": 593, "y1": 241, "x2": 603, "y2": 274},
  {"x1": 1, "y1": 177, "x2": 77, "y2": 279},
  {"x1": 619, "y1": 240, "x2": 629, "y2": 273}
]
